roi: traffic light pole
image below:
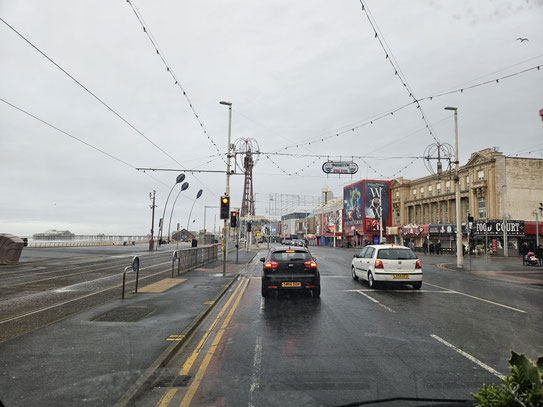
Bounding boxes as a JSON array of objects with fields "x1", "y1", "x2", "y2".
[{"x1": 220, "y1": 101, "x2": 233, "y2": 276}]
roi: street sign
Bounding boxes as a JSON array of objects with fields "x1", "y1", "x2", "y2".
[
  {"x1": 322, "y1": 161, "x2": 359, "y2": 175},
  {"x1": 132, "y1": 256, "x2": 140, "y2": 272}
]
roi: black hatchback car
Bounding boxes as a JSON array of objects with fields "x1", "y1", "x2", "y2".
[{"x1": 260, "y1": 247, "x2": 320, "y2": 298}]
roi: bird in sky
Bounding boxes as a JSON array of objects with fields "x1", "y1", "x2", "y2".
[{"x1": 516, "y1": 37, "x2": 529, "y2": 42}]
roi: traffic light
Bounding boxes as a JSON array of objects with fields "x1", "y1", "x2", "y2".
[
  {"x1": 247, "y1": 222, "x2": 252, "y2": 232},
  {"x1": 220, "y1": 196, "x2": 230, "y2": 219},
  {"x1": 230, "y1": 211, "x2": 238, "y2": 228}
]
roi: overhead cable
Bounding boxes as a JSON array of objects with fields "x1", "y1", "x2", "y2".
[
  {"x1": 269, "y1": 64, "x2": 540, "y2": 154},
  {"x1": 0, "y1": 17, "x2": 218, "y2": 199},
  {"x1": 0, "y1": 97, "x2": 173, "y2": 189},
  {"x1": 358, "y1": 0, "x2": 439, "y2": 144},
  {"x1": 125, "y1": 0, "x2": 226, "y2": 165}
]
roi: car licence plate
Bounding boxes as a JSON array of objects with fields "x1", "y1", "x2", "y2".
[
  {"x1": 392, "y1": 274, "x2": 409, "y2": 279},
  {"x1": 281, "y1": 281, "x2": 301, "y2": 288}
]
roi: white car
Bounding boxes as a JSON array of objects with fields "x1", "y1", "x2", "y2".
[{"x1": 351, "y1": 244, "x2": 422, "y2": 289}]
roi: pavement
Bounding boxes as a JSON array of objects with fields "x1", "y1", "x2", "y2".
[{"x1": 0, "y1": 247, "x2": 257, "y2": 407}]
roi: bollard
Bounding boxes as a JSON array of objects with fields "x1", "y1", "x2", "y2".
[
  {"x1": 121, "y1": 256, "x2": 140, "y2": 299},
  {"x1": 171, "y1": 251, "x2": 177, "y2": 278}
]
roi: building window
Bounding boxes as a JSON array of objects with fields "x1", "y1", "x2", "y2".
[
  {"x1": 428, "y1": 185, "x2": 433, "y2": 196},
  {"x1": 446, "y1": 181, "x2": 451, "y2": 194},
  {"x1": 395, "y1": 191, "x2": 399, "y2": 199},
  {"x1": 478, "y1": 197, "x2": 486, "y2": 219},
  {"x1": 436, "y1": 183, "x2": 441, "y2": 195},
  {"x1": 478, "y1": 170, "x2": 484, "y2": 181},
  {"x1": 466, "y1": 176, "x2": 470, "y2": 189},
  {"x1": 420, "y1": 187, "x2": 425, "y2": 198},
  {"x1": 396, "y1": 210, "x2": 400, "y2": 225},
  {"x1": 413, "y1": 188, "x2": 417, "y2": 198}
]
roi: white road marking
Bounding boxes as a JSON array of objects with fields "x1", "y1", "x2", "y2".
[
  {"x1": 357, "y1": 291, "x2": 395, "y2": 313},
  {"x1": 248, "y1": 336, "x2": 263, "y2": 407},
  {"x1": 430, "y1": 334, "x2": 505, "y2": 379},
  {"x1": 259, "y1": 297, "x2": 264, "y2": 314},
  {"x1": 423, "y1": 282, "x2": 527, "y2": 314},
  {"x1": 342, "y1": 289, "x2": 455, "y2": 293}
]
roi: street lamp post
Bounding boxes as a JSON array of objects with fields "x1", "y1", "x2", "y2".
[
  {"x1": 533, "y1": 209, "x2": 540, "y2": 248},
  {"x1": 187, "y1": 189, "x2": 204, "y2": 230},
  {"x1": 445, "y1": 107, "x2": 463, "y2": 269},
  {"x1": 220, "y1": 101, "x2": 233, "y2": 276},
  {"x1": 167, "y1": 181, "x2": 190, "y2": 243},
  {"x1": 149, "y1": 190, "x2": 156, "y2": 251},
  {"x1": 158, "y1": 173, "x2": 185, "y2": 248}
]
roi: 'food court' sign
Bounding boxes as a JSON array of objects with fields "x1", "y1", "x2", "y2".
[{"x1": 471, "y1": 220, "x2": 524, "y2": 236}]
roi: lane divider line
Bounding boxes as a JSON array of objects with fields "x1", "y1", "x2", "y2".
[
  {"x1": 248, "y1": 335, "x2": 263, "y2": 407},
  {"x1": 357, "y1": 290, "x2": 395, "y2": 313},
  {"x1": 423, "y1": 282, "x2": 527, "y2": 314},
  {"x1": 178, "y1": 279, "x2": 245, "y2": 376},
  {"x1": 180, "y1": 277, "x2": 250, "y2": 407},
  {"x1": 430, "y1": 334, "x2": 505, "y2": 379}
]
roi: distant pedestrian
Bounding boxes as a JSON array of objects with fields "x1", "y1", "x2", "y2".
[
  {"x1": 429, "y1": 243, "x2": 434, "y2": 255},
  {"x1": 408, "y1": 241, "x2": 414, "y2": 250},
  {"x1": 422, "y1": 241, "x2": 428, "y2": 254},
  {"x1": 538, "y1": 245, "x2": 543, "y2": 266},
  {"x1": 435, "y1": 241, "x2": 442, "y2": 255}
]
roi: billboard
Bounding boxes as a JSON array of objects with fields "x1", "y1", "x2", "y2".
[
  {"x1": 363, "y1": 180, "x2": 391, "y2": 234},
  {"x1": 344, "y1": 180, "x2": 364, "y2": 227},
  {"x1": 322, "y1": 210, "x2": 342, "y2": 234}
]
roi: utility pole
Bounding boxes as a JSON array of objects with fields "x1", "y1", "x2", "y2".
[
  {"x1": 445, "y1": 106, "x2": 463, "y2": 269},
  {"x1": 220, "y1": 101, "x2": 233, "y2": 276},
  {"x1": 149, "y1": 190, "x2": 156, "y2": 251}
]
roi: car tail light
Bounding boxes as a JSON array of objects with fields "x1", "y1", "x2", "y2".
[
  {"x1": 264, "y1": 261, "x2": 278, "y2": 269},
  {"x1": 304, "y1": 260, "x2": 317, "y2": 269},
  {"x1": 375, "y1": 259, "x2": 384, "y2": 269},
  {"x1": 415, "y1": 260, "x2": 422, "y2": 269}
]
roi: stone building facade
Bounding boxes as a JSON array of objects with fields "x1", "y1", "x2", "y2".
[{"x1": 391, "y1": 148, "x2": 543, "y2": 226}]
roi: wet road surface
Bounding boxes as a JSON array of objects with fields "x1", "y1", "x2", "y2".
[{"x1": 138, "y1": 245, "x2": 543, "y2": 407}]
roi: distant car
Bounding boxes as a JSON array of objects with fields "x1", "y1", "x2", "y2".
[
  {"x1": 260, "y1": 247, "x2": 320, "y2": 298},
  {"x1": 351, "y1": 244, "x2": 422, "y2": 289}
]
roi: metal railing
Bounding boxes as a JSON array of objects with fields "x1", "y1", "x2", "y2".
[
  {"x1": 27, "y1": 241, "x2": 148, "y2": 248},
  {"x1": 121, "y1": 244, "x2": 219, "y2": 298}
]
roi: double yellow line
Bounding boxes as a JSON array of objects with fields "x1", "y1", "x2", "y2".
[{"x1": 157, "y1": 276, "x2": 250, "y2": 407}]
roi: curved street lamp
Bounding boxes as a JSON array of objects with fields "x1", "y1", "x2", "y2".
[
  {"x1": 167, "y1": 181, "x2": 190, "y2": 242},
  {"x1": 187, "y1": 189, "x2": 204, "y2": 230},
  {"x1": 158, "y1": 173, "x2": 185, "y2": 247}
]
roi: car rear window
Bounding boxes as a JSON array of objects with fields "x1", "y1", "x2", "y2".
[
  {"x1": 271, "y1": 251, "x2": 311, "y2": 261},
  {"x1": 377, "y1": 248, "x2": 417, "y2": 260}
]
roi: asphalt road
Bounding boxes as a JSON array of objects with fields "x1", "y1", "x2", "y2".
[{"x1": 137, "y1": 245, "x2": 543, "y2": 407}]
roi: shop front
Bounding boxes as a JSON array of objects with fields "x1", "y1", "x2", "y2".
[
  {"x1": 400, "y1": 224, "x2": 428, "y2": 250},
  {"x1": 428, "y1": 223, "x2": 457, "y2": 252},
  {"x1": 471, "y1": 220, "x2": 525, "y2": 256}
]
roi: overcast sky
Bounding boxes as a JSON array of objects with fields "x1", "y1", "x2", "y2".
[{"x1": 1, "y1": 0, "x2": 542, "y2": 237}]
